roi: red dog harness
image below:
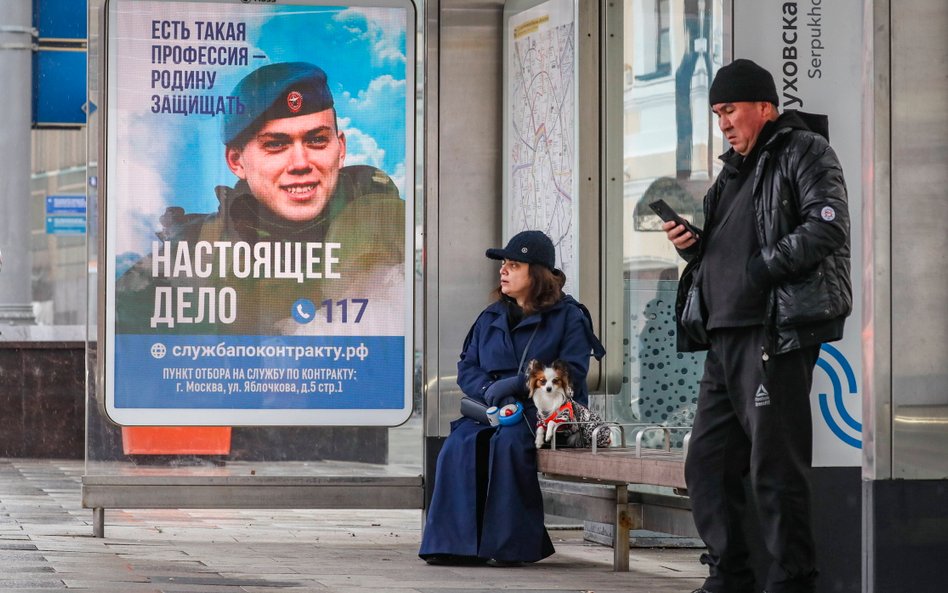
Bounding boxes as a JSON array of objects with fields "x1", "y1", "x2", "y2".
[{"x1": 537, "y1": 401, "x2": 576, "y2": 432}]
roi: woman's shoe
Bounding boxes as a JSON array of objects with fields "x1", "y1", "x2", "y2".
[
  {"x1": 486, "y1": 558, "x2": 524, "y2": 567},
  {"x1": 423, "y1": 554, "x2": 487, "y2": 566}
]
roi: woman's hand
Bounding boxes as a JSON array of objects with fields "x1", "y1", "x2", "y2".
[{"x1": 484, "y1": 374, "x2": 528, "y2": 407}]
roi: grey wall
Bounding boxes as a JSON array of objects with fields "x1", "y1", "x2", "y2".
[
  {"x1": 424, "y1": 0, "x2": 508, "y2": 437},
  {"x1": 866, "y1": 0, "x2": 948, "y2": 481},
  {"x1": 863, "y1": 0, "x2": 948, "y2": 589},
  {"x1": 888, "y1": 0, "x2": 948, "y2": 480}
]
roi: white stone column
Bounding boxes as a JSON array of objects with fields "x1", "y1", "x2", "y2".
[{"x1": 0, "y1": 0, "x2": 35, "y2": 324}]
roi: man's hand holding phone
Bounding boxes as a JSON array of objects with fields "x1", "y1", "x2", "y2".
[
  {"x1": 649, "y1": 199, "x2": 700, "y2": 249},
  {"x1": 663, "y1": 220, "x2": 699, "y2": 249}
]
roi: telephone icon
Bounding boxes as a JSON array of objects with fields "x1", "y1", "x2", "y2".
[{"x1": 291, "y1": 298, "x2": 316, "y2": 324}]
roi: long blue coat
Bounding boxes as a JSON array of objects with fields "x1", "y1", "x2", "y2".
[{"x1": 419, "y1": 295, "x2": 605, "y2": 563}]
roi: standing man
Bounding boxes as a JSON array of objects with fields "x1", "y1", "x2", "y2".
[
  {"x1": 116, "y1": 62, "x2": 405, "y2": 334},
  {"x1": 663, "y1": 59, "x2": 851, "y2": 593}
]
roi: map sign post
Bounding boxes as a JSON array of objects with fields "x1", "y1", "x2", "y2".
[
  {"x1": 735, "y1": 0, "x2": 864, "y2": 467},
  {"x1": 503, "y1": 0, "x2": 579, "y2": 295}
]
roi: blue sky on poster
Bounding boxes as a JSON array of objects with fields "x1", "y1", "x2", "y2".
[{"x1": 112, "y1": 3, "x2": 409, "y2": 258}]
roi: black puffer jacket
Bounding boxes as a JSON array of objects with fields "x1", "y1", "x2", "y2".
[{"x1": 676, "y1": 110, "x2": 852, "y2": 354}]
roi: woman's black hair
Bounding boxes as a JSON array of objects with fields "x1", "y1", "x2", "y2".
[{"x1": 492, "y1": 263, "x2": 565, "y2": 315}]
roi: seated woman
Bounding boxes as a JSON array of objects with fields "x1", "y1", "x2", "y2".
[{"x1": 419, "y1": 230, "x2": 606, "y2": 566}]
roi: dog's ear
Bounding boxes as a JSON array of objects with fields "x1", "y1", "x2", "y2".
[
  {"x1": 525, "y1": 359, "x2": 543, "y2": 392},
  {"x1": 551, "y1": 359, "x2": 569, "y2": 376},
  {"x1": 552, "y1": 360, "x2": 572, "y2": 392},
  {"x1": 526, "y1": 359, "x2": 543, "y2": 376}
]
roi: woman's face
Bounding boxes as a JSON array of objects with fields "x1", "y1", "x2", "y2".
[{"x1": 500, "y1": 259, "x2": 532, "y2": 305}]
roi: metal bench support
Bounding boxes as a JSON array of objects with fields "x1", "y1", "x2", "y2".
[
  {"x1": 92, "y1": 507, "x2": 104, "y2": 538},
  {"x1": 614, "y1": 484, "x2": 630, "y2": 571},
  {"x1": 537, "y1": 446, "x2": 690, "y2": 571}
]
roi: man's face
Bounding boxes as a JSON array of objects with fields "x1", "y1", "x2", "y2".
[
  {"x1": 712, "y1": 101, "x2": 773, "y2": 156},
  {"x1": 226, "y1": 109, "x2": 346, "y2": 223}
]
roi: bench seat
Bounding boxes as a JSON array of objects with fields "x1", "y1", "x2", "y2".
[
  {"x1": 537, "y1": 447, "x2": 687, "y2": 571},
  {"x1": 538, "y1": 448, "x2": 686, "y2": 490}
]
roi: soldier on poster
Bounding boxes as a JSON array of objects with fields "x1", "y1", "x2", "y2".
[{"x1": 115, "y1": 62, "x2": 405, "y2": 336}]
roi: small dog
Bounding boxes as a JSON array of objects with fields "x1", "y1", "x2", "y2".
[{"x1": 526, "y1": 359, "x2": 611, "y2": 449}]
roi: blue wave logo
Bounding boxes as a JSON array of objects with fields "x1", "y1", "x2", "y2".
[{"x1": 816, "y1": 344, "x2": 861, "y2": 449}]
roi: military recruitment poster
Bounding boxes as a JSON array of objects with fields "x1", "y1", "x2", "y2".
[{"x1": 102, "y1": 0, "x2": 415, "y2": 425}]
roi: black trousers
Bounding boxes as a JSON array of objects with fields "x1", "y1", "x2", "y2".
[{"x1": 685, "y1": 326, "x2": 820, "y2": 593}]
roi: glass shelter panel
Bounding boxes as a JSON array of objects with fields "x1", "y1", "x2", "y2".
[
  {"x1": 85, "y1": 0, "x2": 423, "y2": 483},
  {"x1": 613, "y1": 0, "x2": 726, "y2": 446}
]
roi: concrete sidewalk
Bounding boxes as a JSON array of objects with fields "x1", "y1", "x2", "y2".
[{"x1": 0, "y1": 459, "x2": 705, "y2": 592}]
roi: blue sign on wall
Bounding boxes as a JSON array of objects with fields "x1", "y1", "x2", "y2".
[
  {"x1": 46, "y1": 216, "x2": 86, "y2": 235},
  {"x1": 46, "y1": 195, "x2": 87, "y2": 215},
  {"x1": 33, "y1": 0, "x2": 88, "y2": 41},
  {"x1": 33, "y1": 49, "x2": 87, "y2": 126},
  {"x1": 46, "y1": 195, "x2": 87, "y2": 235}
]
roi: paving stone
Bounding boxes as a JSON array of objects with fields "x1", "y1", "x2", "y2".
[
  {"x1": 0, "y1": 581, "x2": 64, "y2": 589},
  {"x1": 0, "y1": 459, "x2": 706, "y2": 593}
]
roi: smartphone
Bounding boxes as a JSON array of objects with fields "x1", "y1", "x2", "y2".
[{"x1": 648, "y1": 199, "x2": 700, "y2": 239}]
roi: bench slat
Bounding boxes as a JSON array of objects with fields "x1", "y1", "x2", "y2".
[{"x1": 537, "y1": 449, "x2": 686, "y2": 490}]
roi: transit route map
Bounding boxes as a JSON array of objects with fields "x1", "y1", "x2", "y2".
[{"x1": 505, "y1": 0, "x2": 579, "y2": 294}]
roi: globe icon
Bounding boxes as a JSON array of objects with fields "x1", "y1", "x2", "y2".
[{"x1": 150, "y1": 343, "x2": 167, "y2": 359}]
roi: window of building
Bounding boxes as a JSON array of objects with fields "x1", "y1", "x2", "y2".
[{"x1": 610, "y1": 0, "x2": 728, "y2": 445}]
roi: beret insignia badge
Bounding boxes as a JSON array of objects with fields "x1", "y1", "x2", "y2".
[{"x1": 287, "y1": 91, "x2": 303, "y2": 113}]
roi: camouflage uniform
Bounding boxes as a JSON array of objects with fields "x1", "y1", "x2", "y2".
[{"x1": 115, "y1": 165, "x2": 404, "y2": 335}]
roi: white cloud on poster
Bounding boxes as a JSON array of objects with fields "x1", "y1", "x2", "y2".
[
  {"x1": 113, "y1": 111, "x2": 174, "y2": 257},
  {"x1": 339, "y1": 117, "x2": 406, "y2": 198},
  {"x1": 342, "y1": 75, "x2": 405, "y2": 117},
  {"x1": 339, "y1": 117, "x2": 386, "y2": 170},
  {"x1": 388, "y1": 162, "x2": 407, "y2": 198},
  {"x1": 333, "y1": 8, "x2": 407, "y2": 67},
  {"x1": 339, "y1": 75, "x2": 407, "y2": 173}
]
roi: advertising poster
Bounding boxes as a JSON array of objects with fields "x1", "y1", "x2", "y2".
[
  {"x1": 103, "y1": 0, "x2": 415, "y2": 426},
  {"x1": 735, "y1": 0, "x2": 864, "y2": 466},
  {"x1": 503, "y1": 0, "x2": 579, "y2": 296}
]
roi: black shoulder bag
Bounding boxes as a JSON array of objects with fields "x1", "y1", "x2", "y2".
[{"x1": 680, "y1": 263, "x2": 709, "y2": 345}]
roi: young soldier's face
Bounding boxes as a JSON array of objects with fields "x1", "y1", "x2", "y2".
[
  {"x1": 226, "y1": 109, "x2": 346, "y2": 222},
  {"x1": 712, "y1": 101, "x2": 773, "y2": 156}
]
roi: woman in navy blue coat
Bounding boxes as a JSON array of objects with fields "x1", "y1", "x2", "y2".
[{"x1": 419, "y1": 230, "x2": 605, "y2": 566}]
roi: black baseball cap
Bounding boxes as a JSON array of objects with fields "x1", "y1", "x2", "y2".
[{"x1": 486, "y1": 230, "x2": 556, "y2": 270}]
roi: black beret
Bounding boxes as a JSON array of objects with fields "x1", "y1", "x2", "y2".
[
  {"x1": 709, "y1": 58, "x2": 779, "y2": 106},
  {"x1": 221, "y1": 62, "x2": 334, "y2": 146}
]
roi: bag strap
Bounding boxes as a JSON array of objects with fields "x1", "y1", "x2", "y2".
[{"x1": 517, "y1": 323, "x2": 540, "y2": 375}]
